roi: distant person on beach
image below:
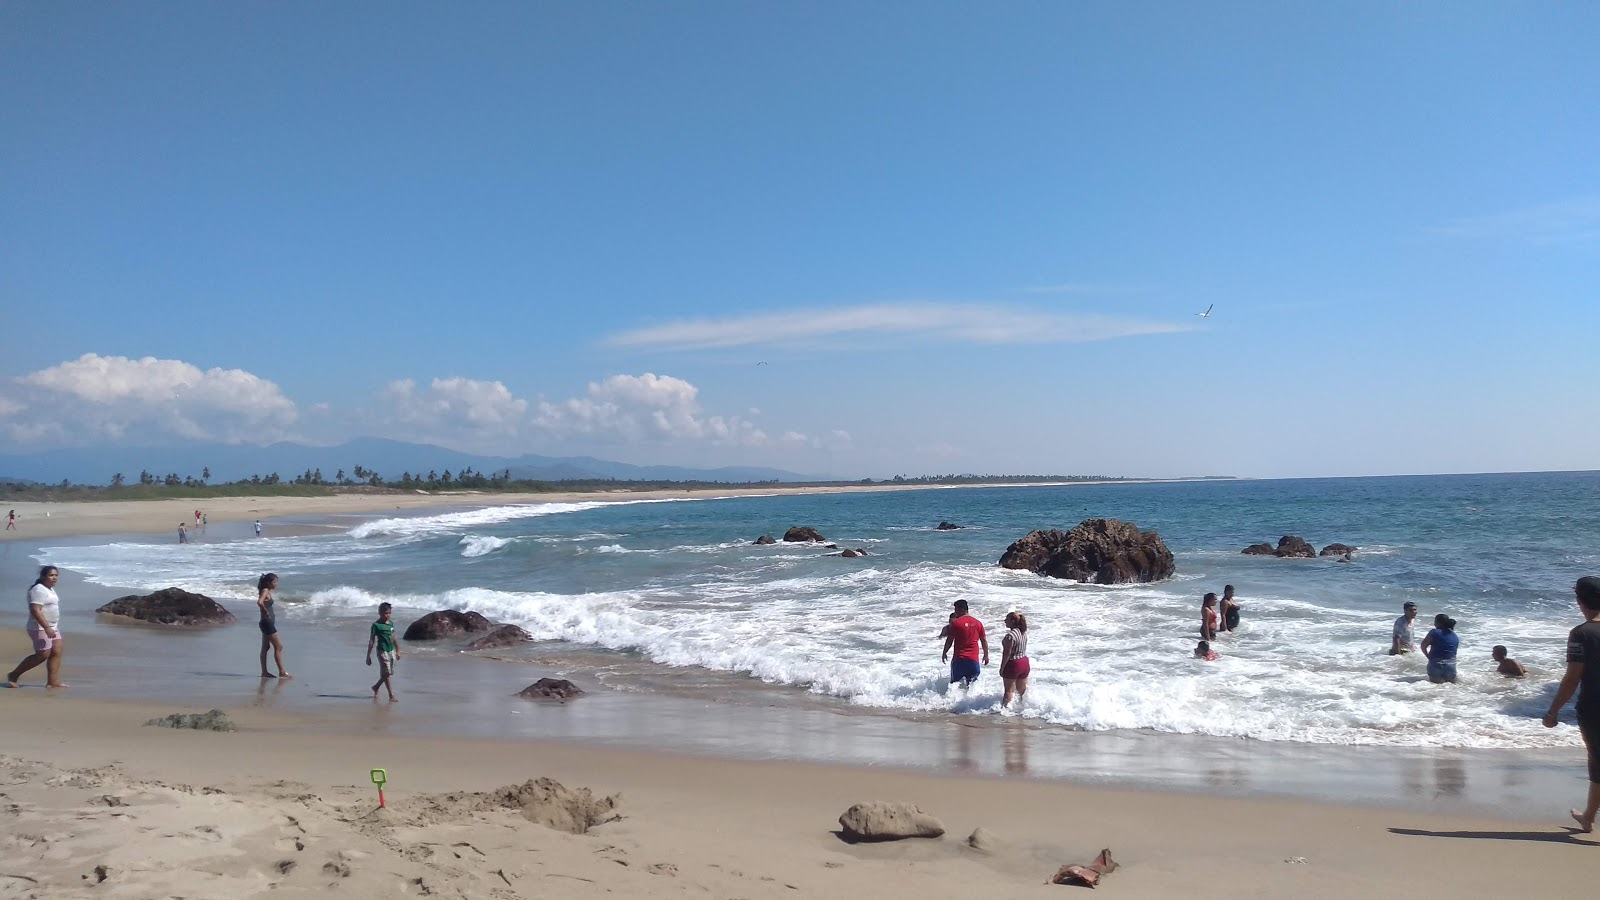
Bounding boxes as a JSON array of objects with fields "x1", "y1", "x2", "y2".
[
  {"x1": 1492, "y1": 645, "x2": 1527, "y2": 678},
  {"x1": 942, "y1": 599, "x2": 988, "y2": 689},
  {"x1": 194, "y1": 509, "x2": 201, "y2": 526},
  {"x1": 256, "y1": 573, "x2": 291, "y2": 678},
  {"x1": 177, "y1": 523, "x2": 187, "y2": 543},
  {"x1": 254, "y1": 520, "x2": 262, "y2": 537},
  {"x1": 1391, "y1": 601, "x2": 1419, "y2": 654},
  {"x1": 1194, "y1": 640, "x2": 1219, "y2": 661},
  {"x1": 6, "y1": 566, "x2": 66, "y2": 688},
  {"x1": 366, "y1": 601, "x2": 400, "y2": 701},
  {"x1": 1543, "y1": 576, "x2": 1600, "y2": 834},
  {"x1": 201, "y1": 512, "x2": 207, "y2": 529},
  {"x1": 1220, "y1": 585, "x2": 1240, "y2": 632},
  {"x1": 5, "y1": 510, "x2": 14, "y2": 530},
  {"x1": 1200, "y1": 593, "x2": 1219, "y2": 642},
  {"x1": 1000, "y1": 611, "x2": 1030, "y2": 707},
  {"x1": 1420, "y1": 614, "x2": 1459, "y2": 683}
]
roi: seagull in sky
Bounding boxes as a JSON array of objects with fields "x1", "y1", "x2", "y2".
[
  {"x1": 756, "y1": 361, "x2": 768, "y2": 366},
  {"x1": 1197, "y1": 304, "x2": 1213, "y2": 318}
]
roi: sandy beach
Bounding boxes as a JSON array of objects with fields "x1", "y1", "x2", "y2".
[
  {"x1": 3, "y1": 490, "x2": 1598, "y2": 898},
  {"x1": 2, "y1": 693, "x2": 1595, "y2": 899}
]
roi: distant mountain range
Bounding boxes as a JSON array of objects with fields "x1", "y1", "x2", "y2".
[{"x1": 0, "y1": 438, "x2": 817, "y2": 485}]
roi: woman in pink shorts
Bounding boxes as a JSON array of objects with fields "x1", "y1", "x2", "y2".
[
  {"x1": 6, "y1": 566, "x2": 66, "y2": 688},
  {"x1": 1000, "y1": 611, "x2": 1030, "y2": 708}
]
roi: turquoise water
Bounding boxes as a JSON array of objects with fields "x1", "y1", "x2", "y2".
[{"x1": 36, "y1": 472, "x2": 1600, "y2": 750}]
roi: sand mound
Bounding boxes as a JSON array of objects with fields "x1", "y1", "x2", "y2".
[
  {"x1": 143, "y1": 710, "x2": 237, "y2": 732},
  {"x1": 405, "y1": 778, "x2": 621, "y2": 834}
]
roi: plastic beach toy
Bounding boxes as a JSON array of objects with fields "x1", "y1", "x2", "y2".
[{"x1": 370, "y1": 768, "x2": 388, "y2": 808}]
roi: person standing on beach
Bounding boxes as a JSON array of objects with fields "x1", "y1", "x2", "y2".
[
  {"x1": 5, "y1": 510, "x2": 15, "y2": 530},
  {"x1": 177, "y1": 522, "x2": 188, "y2": 543},
  {"x1": 1000, "y1": 611, "x2": 1030, "y2": 708},
  {"x1": 1220, "y1": 585, "x2": 1240, "y2": 632},
  {"x1": 1492, "y1": 645, "x2": 1527, "y2": 677},
  {"x1": 1200, "y1": 593, "x2": 1219, "y2": 642},
  {"x1": 254, "y1": 519, "x2": 262, "y2": 537},
  {"x1": 942, "y1": 599, "x2": 988, "y2": 689},
  {"x1": 1420, "y1": 614, "x2": 1459, "y2": 683},
  {"x1": 1391, "y1": 601, "x2": 1419, "y2": 654},
  {"x1": 257, "y1": 573, "x2": 291, "y2": 678},
  {"x1": 1542, "y1": 576, "x2": 1600, "y2": 834},
  {"x1": 6, "y1": 566, "x2": 66, "y2": 688},
  {"x1": 366, "y1": 601, "x2": 400, "y2": 701}
]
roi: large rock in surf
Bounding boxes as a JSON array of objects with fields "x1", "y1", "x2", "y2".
[
  {"x1": 837, "y1": 801, "x2": 945, "y2": 841},
  {"x1": 783, "y1": 526, "x2": 826, "y2": 543},
  {"x1": 1319, "y1": 543, "x2": 1357, "y2": 557},
  {"x1": 834, "y1": 548, "x2": 868, "y2": 558},
  {"x1": 999, "y1": 519, "x2": 1175, "y2": 584},
  {"x1": 517, "y1": 678, "x2": 585, "y2": 702},
  {"x1": 96, "y1": 588, "x2": 236, "y2": 626},
  {"x1": 465, "y1": 624, "x2": 532, "y2": 651},
  {"x1": 753, "y1": 534, "x2": 776, "y2": 545},
  {"x1": 404, "y1": 610, "x2": 493, "y2": 641},
  {"x1": 1241, "y1": 543, "x2": 1277, "y2": 556},
  {"x1": 1272, "y1": 535, "x2": 1317, "y2": 558},
  {"x1": 936, "y1": 521, "x2": 962, "y2": 531}
]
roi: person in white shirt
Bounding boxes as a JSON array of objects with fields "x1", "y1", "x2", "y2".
[
  {"x1": 6, "y1": 566, "x2": 66, "y2": 688},
  {"x1": 1391, "y1": 601, "x2": 1418, "y2": 655}
]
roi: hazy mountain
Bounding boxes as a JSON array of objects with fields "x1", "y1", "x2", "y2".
[{"x1": 0, "y1": 438, "x2": 816, "y2": 485}]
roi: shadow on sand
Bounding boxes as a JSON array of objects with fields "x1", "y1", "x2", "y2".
[{"x1": 1389, "y1": 827, "x2": 1594, "y2": 846}]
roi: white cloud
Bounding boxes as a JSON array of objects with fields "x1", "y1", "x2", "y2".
[
  {"x1": 607, "y1": 302, "x2": 1191, "y2": 352},
  {"x1": 1428, "y1": 197, "x2": 1600, "y2": 244},
  {"x1": 2, "y1": 353, "x2": 297, "y2": 445},
  {"x1": 534, "y1": 373, "x2": 781, "y2": 447},
  {"x1": 383, "y1": 377, "x2": 529, "y2": 438}
]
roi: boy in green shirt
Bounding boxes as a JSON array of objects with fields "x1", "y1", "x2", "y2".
[{"x1": 366, "y1": 602, "x2": 400, "y2": 701}]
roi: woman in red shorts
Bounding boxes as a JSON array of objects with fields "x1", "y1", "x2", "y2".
[{"x1": 1000, "y1": 611, "x2": 1030, "y2": 708}]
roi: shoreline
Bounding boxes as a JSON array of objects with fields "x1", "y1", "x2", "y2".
[
  {"x1": 0, "y1": 478, "x2": 1174, "y2": 542},
  {"x1": 1, "y1": 694, "x2": 1594, "y2": 898}
]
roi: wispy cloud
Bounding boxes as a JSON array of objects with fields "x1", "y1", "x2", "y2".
[
  {"x1": 1021, "y1": 282, "x2": 1148, "y2": 295},
  {"x1": 607, "y1": 302, "x2": 1190, "y2": 352},
  {"x1": 1427, "y1": 197, "x2": 1600, "y2": 244}
]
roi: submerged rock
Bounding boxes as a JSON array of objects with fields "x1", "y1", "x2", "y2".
[
  {"x1": 782, "y1": 526, "x2": 826, "y2": 543},
  {"x1": 1241, "y1": 543, "x2": 1277, "y2": 556},
  {"x1": 465, "y1": 624, "x2": 532, "y2": 651},
  {"x1": 836, "y1": 548, "x2": 867, "y2": 558},
  {"x1": 403, "y1": 610, "x2": 493, "y2": 641},
  {"x1": 517, "y1": 678, "x2": 585, "y2": 701},
  {"x1": 144, "y1": 709, "x2": 237, "y2": 732},
  {"x1": 97, "y1": 588, "x2": 236, "y2": 626},
  {"x1": 753, "y1": 534, "x2": 776, "y2": 545},
  {"x1": 1319, "y1": 543, "x2": 1357, "y2": 557},
  {"x1": 936, "y1": 521, "x2": 962, "y2": 531},
  {"x1": 998, "y1": 519, "x2": 1175, "y2": 584},
  {"x1": 837, "y1": 801, "x2": 945, "y2": 841}
]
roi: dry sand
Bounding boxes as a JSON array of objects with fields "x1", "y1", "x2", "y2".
[
  {"x1": 0, "y1": 481, "x2": 1087, "y2": 543},
  {"x1": 0, "y1": 694, "x2": 1594, "y2": 899}
]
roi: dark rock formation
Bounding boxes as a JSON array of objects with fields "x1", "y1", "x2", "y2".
[
  {"x1": 517, "y1": 678, "x2": 585, "y2": 701},
  {"x1": 96, "y1": 588, "x2": 236, "y2": 626},
  {"x1": 836, "y1": 549, "x2": 867, "y2": 558},
  {"x1": 783, "y1": 526, "x2": 826, "y2": 543},
  {"x1": 824, "y1": 544, "x2": 838, "y2": 549},
  {"x1": 753, "y1": 535, "x2": 776, "y2": 545},
  {"x1": 998, "y1": 519, "x2": 1175, "y2": 584},
  {"x1": 1241, "y1": 543, "x2": 1277, "y2": 556},
  {"x1": 465, "y1": 624, "x2": 532, "y2": 651},
  {"x1": 936, "y1": 521, "x2": 962, "y2": 531},
  {"x1": 837, "y1": 801, "x2": 945, "y2": 841},
  {"x1": 1272, "y1": 535, "x2": 1317, "y2": 558},
  {"x1": 144, "y1": 709, "x2": 237, "y2": 732},
  {"x1": 1319, "y1": 543, "x2": 1357, "y2": 557},
  {"x1": 403, "y1": 610, "x2": 494, "y2": 641}
]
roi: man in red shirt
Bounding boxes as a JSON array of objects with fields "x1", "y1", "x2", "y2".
[{"x1": 941, "y1": 599, "x2": 989, "y2": 688}]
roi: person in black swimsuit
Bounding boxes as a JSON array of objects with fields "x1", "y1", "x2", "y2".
[
  {"x1": 1543, "y1": 576, "x2": 1600, "y2": 833},
  {"x1": 256, "y1": 573, "x2": 291, "y2": 679}
]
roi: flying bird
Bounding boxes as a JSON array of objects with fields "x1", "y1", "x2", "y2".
[
  {"x1": 756, "y1": 361, "x2": 768, "y2": 366},
  {"x1": 1197, "y1": 304, "x2": 1214, "y2": 318}
]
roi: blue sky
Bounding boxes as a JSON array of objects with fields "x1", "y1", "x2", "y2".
[{"x1": 2, "y1": 2, "x2": 1596, "y2": 478}]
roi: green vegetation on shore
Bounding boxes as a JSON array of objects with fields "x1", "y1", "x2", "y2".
[{"x1": 0, "y1": 464, "x2": 1219, "y2": 503}]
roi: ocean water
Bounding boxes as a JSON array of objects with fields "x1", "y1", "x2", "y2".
[{"x1": 35, "y1": 472, "x2": 1600, "y2": 751}]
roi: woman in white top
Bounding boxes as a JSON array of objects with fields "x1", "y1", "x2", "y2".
[
  {"x1": 1000, "y1": 611, "x2": 1030, "y2": 708},
  {"x1": 6, "y1": 566, "x2": 66, "y2": 688}
]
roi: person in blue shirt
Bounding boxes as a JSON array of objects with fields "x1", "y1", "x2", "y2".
[{"x1": 1421, "y1": 614, "x2": 1459, "y2": 684}]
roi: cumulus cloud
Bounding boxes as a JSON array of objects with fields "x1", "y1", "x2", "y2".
[
  {"x1": 1, "y1": 353, "x2": 297, "y2": 446},
  {"x1": 383, "y1": 377, "x2": 529, "y2": 438},
  {"x1": 607, "y1": 302, "x2": 1191, "y2": 352},
  {"x1": 533, "y1": 373, "x2": 791, "y2": 447}
]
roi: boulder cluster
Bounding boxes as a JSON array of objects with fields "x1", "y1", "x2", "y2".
[
  {"x1": 999, "y1": 518, "x2": 1175, "y2": 584},
  {"x1": 1241, "y1": 536, "x2": 1356, "y2": 558}
]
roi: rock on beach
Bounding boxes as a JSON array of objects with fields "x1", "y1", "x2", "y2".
[
  {"x1": 837, "y1": 801, "x2": 945, "y2": 841},
  {"x1": 998, "y1": 519, "x2": 1175, "y2": 584},
  {"x1": 403, "y1": 610, "x2": 493, "y2": 641},
  {"x1": 517, "y1": 678, "x2": 585, "y2": 701},
  {"x1": 96, "y1": 588, "x2": 236, "y2": 626},
  {"x1": 465, "y1": 624, "x2": 532, "y2": 651}
]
